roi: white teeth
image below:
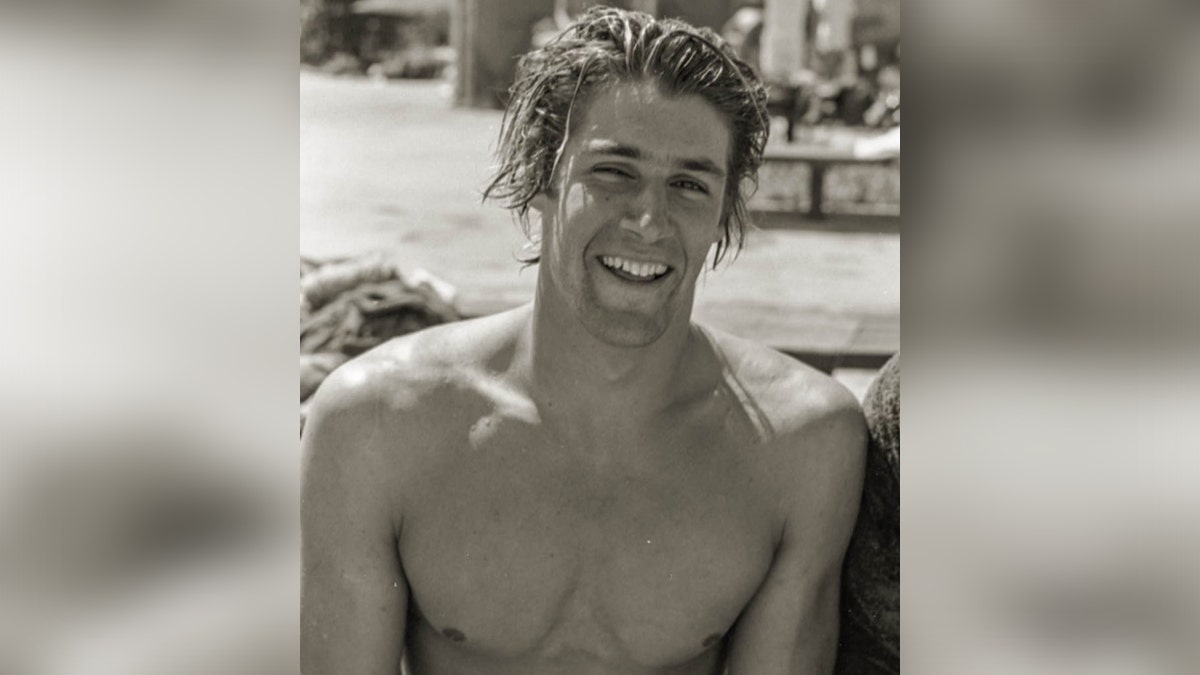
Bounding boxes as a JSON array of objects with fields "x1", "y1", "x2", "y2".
[{"x1": 600, "y1": 256, "x2": 669, "y2": 279}]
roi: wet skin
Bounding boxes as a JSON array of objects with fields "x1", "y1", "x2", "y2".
[
  {"x1": 301, "y1": 82, "x2": 867, "y2": 674},
  {"x1": 400, "y1": 334, "x2": 775, "y2": 671}
]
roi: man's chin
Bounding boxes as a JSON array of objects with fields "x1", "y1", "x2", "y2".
[
  {"x1": 571, "y1": 274, "x2": 689, "y2": 347},
  {"x1": 577, "y1": 303, "x2": 673, "y2": 348}
]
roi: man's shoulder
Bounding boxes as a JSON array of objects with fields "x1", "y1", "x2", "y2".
[
  {"x1": 310, "y1": 310, "x2": 524, "y2": 417},
  {"x1": 702, "y1": 326, "x2": 867, "y2": 541},
  {"x1": 702, "y1": 325, "x2": 864, "y2": 443},
  {"x1": 302, "y1": 311, "x2": 527, "y2": 487}
]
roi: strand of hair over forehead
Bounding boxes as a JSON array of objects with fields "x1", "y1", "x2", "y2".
[
  {"x1": 589, "y1": 8, "x2": 766, "y2": 126},
  {"x1": 494, "y1": 8, "x2": 765, "y2": 192}
]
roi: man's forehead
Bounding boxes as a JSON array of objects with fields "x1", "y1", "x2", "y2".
[{"x1": 569, "y1": 81, "x2": 731, "y2": 170}]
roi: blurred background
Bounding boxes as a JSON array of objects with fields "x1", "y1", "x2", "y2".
[
  {"x1": 904, "y1": 1, "x2": 1200, "y2": 674},
  {"x1": 0, "y1": 2, "x2": 299, "y2": 673},
  {"x1": 2, "y1": 1, "x2": 1197, "y2": 674},
  {"x1": 299, "y1": 0, "x2": 900, "y2": 416},
  {"x1": 902, "y1": 1, "x2": 1195, "y2": 667}
]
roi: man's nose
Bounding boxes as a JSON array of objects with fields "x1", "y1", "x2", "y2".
[{"x1": 619, "y1": 185, "x2": 670, "y2": 240}]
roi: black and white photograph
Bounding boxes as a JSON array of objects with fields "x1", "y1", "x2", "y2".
[
  {"x1": 299, "y1": 1, "x2": 899, "y2": 672},
  {"x1": 6, "y1": 1, "x2": 1200, "y2": 674}
]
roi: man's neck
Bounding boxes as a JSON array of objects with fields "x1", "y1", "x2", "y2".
[{"x1": 516, "y1": 290, "x2": 697, "y2": 432}]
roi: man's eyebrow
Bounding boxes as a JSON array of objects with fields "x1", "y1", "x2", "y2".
[
  {"x1": 581, "y1": 141, "x2": 642, "y2": 160},
  {"x1": 678, "y1": 157, "x2": 726, "y2": 178},
  {"x1": 582, "y1": 141, "x2": 726, "y2": 178}
]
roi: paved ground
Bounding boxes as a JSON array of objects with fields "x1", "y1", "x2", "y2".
[{"x1": 300, "y1": 73, "x2": 899, "y2": 364}]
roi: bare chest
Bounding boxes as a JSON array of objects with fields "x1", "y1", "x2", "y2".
[{"x1": 397, "y1": 416, "x2": 777, "y2": 668}]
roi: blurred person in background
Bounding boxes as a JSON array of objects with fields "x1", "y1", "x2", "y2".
[
  {"x1": 862, "y1": 64, "x2": 900, "y2": 128},
  {"x1": 720, "y1": 1, "x2": 763, "y2": 73},
  {"x1": 302, "y1": 6, "x2": 866, "y2": 674}
]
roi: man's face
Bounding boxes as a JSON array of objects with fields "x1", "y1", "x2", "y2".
[{"x1": 533, "y1": 80, "x2": 731, "y2": 347}]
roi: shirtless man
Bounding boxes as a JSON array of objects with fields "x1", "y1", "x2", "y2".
[{"x1": 302, "y1": 8, "x2": 866, "y2": 674}]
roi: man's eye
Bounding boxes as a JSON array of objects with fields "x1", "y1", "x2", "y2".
[
  {"x1": 594, "y1": 166, "x2": 632, "y2": 179},
  {"x1": 674, "y1": 179, "x2": 708, "y2": 194}
]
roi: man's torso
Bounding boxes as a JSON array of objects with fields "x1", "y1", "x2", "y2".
[{"x1": 355, "y1": 310, "x2": 832, "y2": 673}]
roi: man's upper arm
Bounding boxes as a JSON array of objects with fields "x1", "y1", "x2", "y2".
[
  {"x1": 726, "y1": 389, "x2": 868, "y2": 675},
  {"x1": 301, "y1": 365, "x2": 409, "y2": 674}
]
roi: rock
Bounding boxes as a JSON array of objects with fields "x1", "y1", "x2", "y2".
[{"x1": 836, "y1": 354, "x2": 899, "y2": 675}]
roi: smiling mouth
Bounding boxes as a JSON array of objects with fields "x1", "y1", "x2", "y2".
[{"x1": 597, "y1": 255, "x2": 673, "y2": 282}]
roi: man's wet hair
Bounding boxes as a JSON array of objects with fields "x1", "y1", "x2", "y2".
[{"x1": 483, "y1": 6, "x2": 769, "y2": 267}]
